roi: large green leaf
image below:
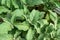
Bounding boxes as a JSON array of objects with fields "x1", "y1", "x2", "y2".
[
  {"x1": 29, "y1": 9, "x2": 45, "y2": 24},
  {"x1": 11, "y1": 9, "x2": 25, "y2": 23},
  {"x1": 0, "y1": 6, "x2": 10, "y2": 14},
  {"x1": 26, "y1": 28, "x2": 35, "y2": 40},
  {"x1": 26, "y1": 0, "x2": 44, "y2": 6},
  {"x1": 0, "y1": 34, "x2": 13, "y2": 40},
  {"x1": 0, "y1": 18, "x2": 13, "y2": 34},
  {"x1": 15, "y1": 21, "x2": 29, "y2": 31}
]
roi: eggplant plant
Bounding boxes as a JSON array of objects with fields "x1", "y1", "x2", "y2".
[{"x1": 0, "y1": 0, "x2": 60, "y2": 40}]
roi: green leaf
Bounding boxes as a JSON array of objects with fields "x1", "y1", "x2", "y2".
[
  {"x1": 26, "y1": 0, "x2": 44, "y2": 6},
  {"x1": 15, "y1": 21, "x2": 29, "y2": 31},
  {"x1": 0, "y1": 34, "x2": 13, "y2": 40},
  {"x1": 34, "y1": 23, "x2": 40, "y2": 33},
  {"x1": 46, "y1": 23, "x2": 54, "y2": 33},
  {"x1": 14, "y1": 30, "x2": 21, "y2": 38},
  {"x1": 57, "y1": 17, "x2": 60, "y2": 29},
  {"x1": 1, "y1": 0, "x2": 6, "y2": 5},
  {"x1": 54, "y1": 1, "x2": 60, "y2": 8},
  {"x1": 30, "y1": 10, "x2": 40, "y2": 22},
  {"x1": 49, "y1": 10, "x2": 58, "y2": 30},
  {"x1": 6, "y1": 0, "x2": 11, "y2": 8},
  {"x1": 29, "y1": 9, "x2": 45, "y2": 24},
  {"x1": 57, "y1": 23, "x2": 60, "y2": 29},
  {"x1": 40, "y1": 25, "x2": 47, "y2": 33},
  {"x1": 57, "y1": 29, "x2": 60, "y2": 36},
  {"x1": 49, "y1": 10, "x2": 57, "y2": 22},
  {"x1": 0, "y1": 19, "x2": 13, "y2": 34},
  {"x1": 11, "y1": 9, "x2": 25, "y2": 23},
  {"x1": 34, "y1": 19, "x2": 48, "y2": 33},
  {"x1": 11, "y1": 9, "x2": 24, "y2": 16},
  {"x1": 0, "y1": 6, "x2": 10, "y2": 14},
  {"x1": 11, "y1": 0, "x2": 19, "y2": 8},
  {"x1": 23, "y1": 5, "x2": 29, "y2": 14},
  {"x1": 26, "y1": 28, "x2": 35, "y2": 40},
  {"x1": 37, "y1": 19, "x2": 48, "y2": 27},
  {"x1": 21, "y1": 0, "x2": 26, "y2": 4},
  {"x1": 38, "y1": 34, "x2": 44, "y2": 40}
]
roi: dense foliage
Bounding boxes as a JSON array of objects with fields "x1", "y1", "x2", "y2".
[{"x1": 0, "y1": 0, "x2": 60, "y2": 40}]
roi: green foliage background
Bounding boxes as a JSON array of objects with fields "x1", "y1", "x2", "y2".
[{"x1": 0, "y1": 0, "x2": 60, "y2": 40}]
